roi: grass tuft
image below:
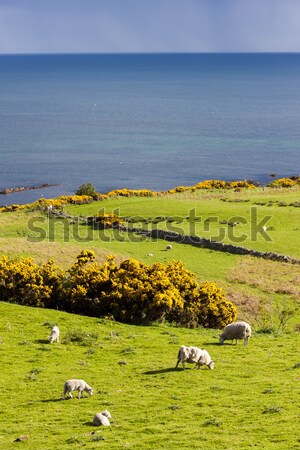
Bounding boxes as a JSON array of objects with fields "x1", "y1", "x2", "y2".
[
  {"x1": 62, "y1": 329, "x2": 99, "y2": 346},
  {"x1": 120, "y1": 347, "x2": 135, "y2": 355},
  {"x1": 168, "y1": 404, "x2": 181, "y2": 411},
  {"x1": 263, "y1": 406, "x2": 282, "y2": 414},
  {"x1": 203, "y1": 418, "x2": 223, "y2": 427}
]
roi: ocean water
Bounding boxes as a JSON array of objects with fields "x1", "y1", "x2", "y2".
[{"x1": 0, "y1": 53, "x2": 299, "y2": 205}]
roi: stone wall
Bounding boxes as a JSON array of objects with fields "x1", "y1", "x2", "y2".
[{"x1": 118, "y1": 225, "x2": 300, "y2": 265}]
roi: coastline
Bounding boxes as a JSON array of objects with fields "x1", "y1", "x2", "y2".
[
  {"x1": 0, "y1": 176, "x2": 299, "y2": 211},
  {"x1": 0, "y1": 183, "x2": 60, "y2": 195}
]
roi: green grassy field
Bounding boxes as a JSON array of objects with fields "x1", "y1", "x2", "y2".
[
  {"x1": 0, "y1": 186, "x2": 299, "y2": 324},
  {"x1": 0, "y1": 186, "x2": 299, "y2": 449},
  {"x1": 64, "y1": 186, "x2": 300, "y2": 258},
  {"x1": 0, "y1": 301, "x2": 299, "y2": 450}
]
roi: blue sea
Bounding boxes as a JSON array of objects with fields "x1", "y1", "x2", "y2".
[{"x1": 0, "y1": 53, "x2": 299, "y2": 205}]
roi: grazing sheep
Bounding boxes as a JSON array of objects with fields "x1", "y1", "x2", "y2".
[
  {"x1": 195, "y1": 349, "x2": 215, "y2": 370},
  {"x1": 219, "y1": 321, "x2": 252, "y2": 346},
  {"x1": 166, "y1": 244, "x2": 172, "y2": 250},
  {"x1": 49, "y1": 325, "x2": 60, "y2": 343},
  {"x1": 63, "y1": 379, "x2": 93, "y2": 399},
  {"x1": 175, "y1": 345, "x2": 214, "y2": 370},
  {"x1": 93, "y1": 409, "x2": 111, "y2": 427}
]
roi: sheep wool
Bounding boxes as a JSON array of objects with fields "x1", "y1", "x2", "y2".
[
  {"x1": 219, "y1": 321, "x2": 252, "y2": 346},
  {"x1": 63, "y1": 379, "x2": 93, "y2": 399},
  {"x1": 93, "y1": 410, "x2": 111, "y2": 427},
  {"x1": 175, "y1": 345, "x2": 214, "y2": 370},
  {"x1": 49, "y1": 325, "x2": 60, "y2": 343}
]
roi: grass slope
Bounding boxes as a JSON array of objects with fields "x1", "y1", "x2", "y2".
[
  {"x1": 0, "y1": 187, "x2": 299, "y2": 328},
  {"x1": 65, "y1": 186, "x2": 300, "y2": 258},
  {"x1": 0, "y1": 302, "x2": 299, "y2": 450}
]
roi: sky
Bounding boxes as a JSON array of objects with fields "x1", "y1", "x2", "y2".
[{"x1": 0, "y1": 0, "x2": 300, "y2": 54}]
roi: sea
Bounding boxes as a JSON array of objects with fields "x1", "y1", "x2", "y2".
[{"x1": 0, "y1": 53, "x2": 299, "y2": 205}]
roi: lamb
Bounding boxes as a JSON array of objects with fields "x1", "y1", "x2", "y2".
[
  {"x1": 93, "y1": 409, "x2": 111, "y2": 427},
  {"x1": 49, "y1": 325, "x2": 60, "y2": 343},
  {"x1": 219, "y1": 321, "x2": 252, "y2": 346},
  {"x1": 175, "y1": 345, "x2": 214, "y2": 370},
  {"x1": 63, "y1": 379, "x2": 93, "y2": 399},
  {"x1": 195, "y1": 349, "x2": 215, "y2": 370}
]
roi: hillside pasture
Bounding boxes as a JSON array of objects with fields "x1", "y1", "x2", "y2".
[
  {"x1": 0, "y1": 187, "x2": 299, "y2": 330},
  {"x1": 0, "y1": 302, "x2": 300, "y2": 450}
]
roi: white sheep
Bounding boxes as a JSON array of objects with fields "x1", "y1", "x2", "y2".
[
  {"x1": 219, "y1": 321, "x2": 252, "y2": 346},
  {"x1": 195, "y1": 349, "x2": 215, "y2": 370},
  {"x1": 63, "y1": 379, "x2": 93, "y2": 399},
  {"x1": 49, "y1": 325, "x2": 60, "y2": 343},
  {"x1": 175, "y1": 345, "x2": 214, "y2": 370},
  {"x1": 166, "y1": 244, "x2": 172, "y2": 250},
  {"x1": 93, "y1": 409, "x2": 111, "y2": 427}
]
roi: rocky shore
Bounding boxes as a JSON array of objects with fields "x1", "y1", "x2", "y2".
[{"x1": 0, "y1": 183, "x2": 59, "y2": 195}]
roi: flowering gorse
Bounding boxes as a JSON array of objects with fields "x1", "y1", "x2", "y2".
[{"x1": 0, "y1": 251, "x2": 236, "y2": 328}]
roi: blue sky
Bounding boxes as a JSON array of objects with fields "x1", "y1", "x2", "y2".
[{"x1": 0, "y1": 0, "x2": 300, "y2": 53}]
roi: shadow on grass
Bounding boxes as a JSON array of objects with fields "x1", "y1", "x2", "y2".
[
  {"x1": 35, "y1": 339, "x2": 50, "y2": 344},
  {"x1": 83, "y1": 421, "x2": 94, "y2": 427},
  {"x1": 143, "y1": 367, "x2": 185, "y2": 375},
  {"x1": 40, "y1": 398, "x2": 64, "y2": 403},
  {"x1": 202, "y1": 342, "x2": 228, "y2": 346}
]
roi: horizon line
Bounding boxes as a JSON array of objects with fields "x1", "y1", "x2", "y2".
[{"x1": 1, "y1": 51, "x2": 300, "y2": 57}]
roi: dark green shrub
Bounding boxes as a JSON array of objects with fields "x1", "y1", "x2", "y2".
[{"x1": 75, "y1": 182, "x2": 97, "y2": 197}]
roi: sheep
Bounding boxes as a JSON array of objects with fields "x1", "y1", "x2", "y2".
[
  {"x1": 175, "y1": 345, "x2": 214, "y2": 370},
  {"x1": 63, "y1": 379, "x2": 93, "y2": 399},
  {"x1": 93, "y1": 409, "x2": 111, "y2": 427},
  {"x1": 219, "y1": 321, "x2": 252, "y2": 346},
  {"x1": 195, "y1": 349, "x2": 215, "y2": 370},
  {"x1": 166, "y1": 244, "x2": 172, "y2": 250},
  {"x1": 49, "y1": 325, "x2": 60, "y2": 343}
]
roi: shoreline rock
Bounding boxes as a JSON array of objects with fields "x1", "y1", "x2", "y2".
[{"x1": 0, "y1": 183, "x2": 60, "y2": 195}]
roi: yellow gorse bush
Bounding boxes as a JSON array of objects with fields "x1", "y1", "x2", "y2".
[
  {"x1": 89, "y1": 213, "x2": 124, "y2": 227},
  {"x1": 0, "y1": 256, "x2": 53, "y2": 307},
  {"x1": 0, "y1": 251, "x2": 236, "y2": 328},
  {"x1": 194, "y1": 281, "x2": 237, "y2": 329},
  {"x1": 0, "y1": 195, "x2": 95, "y2": 213},
  {"x1": 267, "y1": 177, "x2": 300, "y2": 188},
  {"x1": 167, "y1": 179, "x2": 257, "y2": 194},
  {"x1": 107, "y1": 188, "x2": 158, "y2": 197}
]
